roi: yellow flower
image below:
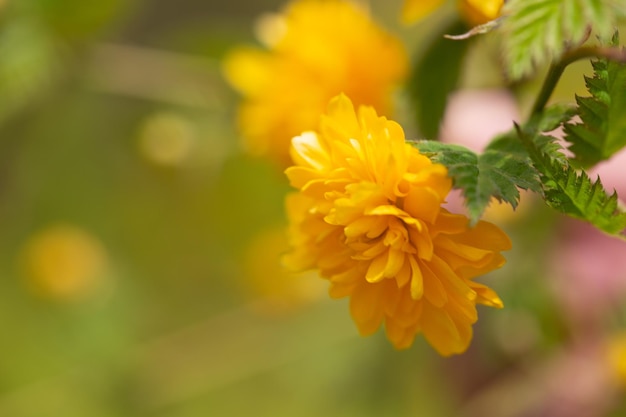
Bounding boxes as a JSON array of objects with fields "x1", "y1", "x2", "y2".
[
  {"x1": 284, "y1": 94, "x2": 511, "y2": 355},
  {"x1": 223, "y1": 0, "x2": 407, "y2": 167},
  {"x1": 402, "y1": 0, "x2": 504, "y2": 26}
]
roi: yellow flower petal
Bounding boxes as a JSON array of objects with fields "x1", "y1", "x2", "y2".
[
  {"x1": 350, "y1": 282, "x2": 387, "y2": 335},
  {"x1": 420, "y1": 302, "x2": 465, "y2": 356},
  {"x1": 396, "y1": 259, "x2": 413, "y2": 289},
  {"x1": 366, "y1": 252, "x2": 388, "y2": 283},
  {"x1": 403, "y1": 185, "x2": 444, "y2": 224},
  {"x1": 386, "y1": 320, "x2": 420, "y2": 349},
  {"x1": 290, "y1": 131, "x2": 330, "y2": 171},
  {"x1": 345, "y1": 216, "x2": 386, "y2": 238},
  {"x1": 408, "y1": 255, "x2": 424, "y2": 299},
  {"x1": 458, "y1": 0, "x2": 504, "y2": 27},
  {"x1": 386, "y1": 249, "x2": 406, "y2": 278},
  {"x1": 421, "y1": 262, "x2": 449, "y2": 307},
  {"x1": 470, "y1": 282, "x2": 504, "y2": 308}
]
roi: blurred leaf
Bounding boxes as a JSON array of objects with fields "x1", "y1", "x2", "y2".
[
  {"x1": 0, "y1": 16, "x2": 59, "y2": 124},
  {"x1": 565, "y1": 35, "x2": 626, "y2": 167},
  {"x1": 501, "y1": 0, "x2": 625, "y2": 80},
  {"x1": 413, "y1": 136, "x2": 541, "y2": 222},
  {"x1": 35, "y1": 0, "x2": 130, "y2": 41},
  {"x1": 408, "y1": 19, "x2": 469, "y2": 139}
]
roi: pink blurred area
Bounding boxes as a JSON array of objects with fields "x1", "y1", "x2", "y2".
[
  {"x1": 590, "y1": 147, "x2": 626, "y2": 203},
  {"x1": 440, "y1": 88, "x2": 520, "y2": 151},
  {"x1": 551, "y1": 218, "x2": 626, "y2": 326},
  {"x1": 552, "y1": 148, "x2": 626, "y2": 326}
]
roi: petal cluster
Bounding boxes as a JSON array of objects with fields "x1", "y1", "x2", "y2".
[
  {"x1": 284, "y1": 94, "x2": 511, "y2": 355},
  {"x1": 223, "y1": 0, "x2": 407, "y2": 166}
]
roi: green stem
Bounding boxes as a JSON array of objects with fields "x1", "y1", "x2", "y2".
[{"x1": 530, "y1": 46, "x2": 626, "y2": 116}]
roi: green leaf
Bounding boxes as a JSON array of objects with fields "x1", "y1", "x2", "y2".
[
  {"x1": 408, "y1": 19, "x2": 470, "y2": 139},
  {"x1": 532, "y1": 102, "x2": 578, "y2": 133},
  {"x1": 501, "y1": 0, "x2": 625, "y2": 80},
  {"x1": 527, "y1": 102, "x2": 578, "y2": 165},
  {"x1": 564, "y1": 37, "x2": 626, "y2": 166},
  {"x1": 412, "y1": 136, "x2": 541, "y2": 223},
  {"x1": 517, "y1": 126, "x2": 626, "y2": 236}
]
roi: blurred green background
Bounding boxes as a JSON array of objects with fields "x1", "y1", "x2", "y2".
[{"x1": 0, "y1": 1, "x2": 624, "y2": 416}]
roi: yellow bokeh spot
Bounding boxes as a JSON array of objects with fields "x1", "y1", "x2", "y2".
[
  {"x1": 21, "y1": 225, "x2": 109, "y2": 302},
  {"x1": 138, "y1": 112, "x2": 195, "y2": 167}
]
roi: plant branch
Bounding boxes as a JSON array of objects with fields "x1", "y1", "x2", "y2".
[{"x1": 530, "y1": 46, "x2": 626, "y2": 117}]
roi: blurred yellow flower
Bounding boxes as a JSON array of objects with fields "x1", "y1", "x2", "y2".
[
  {"x1": 223, "y1": 0, "x2": 407, "y2": 167},
  {"x1": 20, "y1": 225, "x2": 109, "y2": 302},
  {"x1": 607, "y1": 331, "x2": 626, "y2": 387},
  {"x1": 284, "y1": 94, "x2": 511, "y2": 355},
  {"x1": 402, "y1": 0, "x2": 504, "y2": 26}
]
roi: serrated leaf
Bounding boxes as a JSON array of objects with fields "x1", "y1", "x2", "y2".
[
  {"x1": 531, "y1": 103, "x2": 578, "y2": 132},
  {"x1": 542, "y1": 162, "x2": 626, "y2": 235},
  {"x1": 525, "y1": 103, "x2": 578, "y2": 165},
  {"x1": 517, "y1": 126, "x2": 626, "y2": 236},
  {"x1": 408, "y1": 19, "x2": 470, "y2": 139},
  {"x1": 501, "y1": 0, "x2": 624, "y2": 80},
  {"x1": 412, "y1": 136, "x2": 540, "y2": 223},
  {"x1": 564, "y1": 38, "x2": 626, "y2": 166}
]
